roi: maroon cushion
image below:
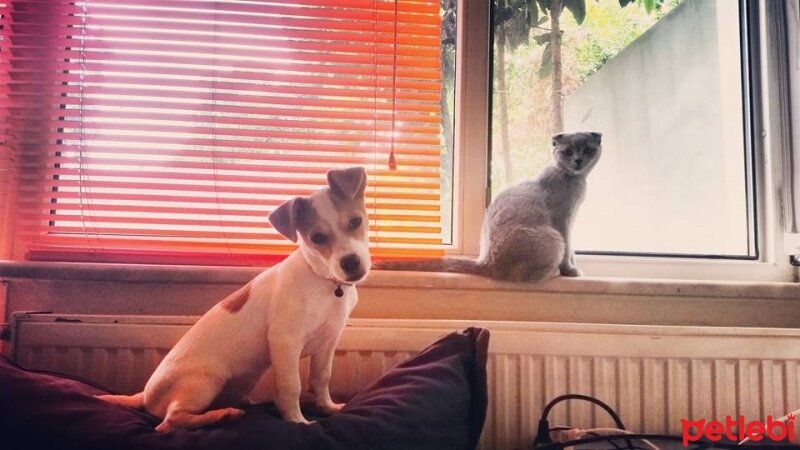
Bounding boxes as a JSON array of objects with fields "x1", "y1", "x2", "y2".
[{"x1": 0, "y1": 328, "x2": 488, "y2": 450}]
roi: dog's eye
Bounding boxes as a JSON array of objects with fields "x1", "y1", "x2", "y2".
[
  {"x1": 348, "y1": 216, "x2": 362, "y2": 230},
  {"x1": 310, "y1": 233, "x2": 328, "y2": 245}
]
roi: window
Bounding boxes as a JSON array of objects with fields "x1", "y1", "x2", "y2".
[
  {"x1": 0, "y1": 0, "x2": 455, "y2": 264},
  {"x1": 1, "y1": 0, "x2": 796, "y2": 281},
  {"x1": 491, "y1": 0, "x2": 756, "y2": 258}
]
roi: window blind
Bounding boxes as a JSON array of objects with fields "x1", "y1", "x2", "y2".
[
  {"x1": 0, "y1": 0, "x2": 445, "y2": 264},
  {"x1": 0, "y1": 2, "x2": 10, "y2": 256}
]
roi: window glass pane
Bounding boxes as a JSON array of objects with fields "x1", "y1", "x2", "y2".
[
  {"x1": 440, "y1": 0, "x2": 457, "y2": 245},
  {"x1": 491, "y1": 0, "x2": 753, "y2": 257}
]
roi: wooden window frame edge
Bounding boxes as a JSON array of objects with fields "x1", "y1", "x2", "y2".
[{"x1": 449, "y1": 0, "x2": 490, "y2": 257}]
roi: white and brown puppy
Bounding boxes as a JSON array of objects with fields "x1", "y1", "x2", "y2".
[{"x1": 99, "y1": 167, "x2": 371, "y2": 431}]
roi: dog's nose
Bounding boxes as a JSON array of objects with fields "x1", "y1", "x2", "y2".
[{"x1": 340, "y1": 254, "x2": 361, "y2": 274}]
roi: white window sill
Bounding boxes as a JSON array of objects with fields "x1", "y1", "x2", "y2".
[
  {"x1": 364, "y1": 270, "x2": 798, "y2": 299},
  {"x1": 1, "y1": 261, "x2": 798, "y2": 328},
  {"x1": 356, "y1": 270, "x2": 800, "y2": 328}
]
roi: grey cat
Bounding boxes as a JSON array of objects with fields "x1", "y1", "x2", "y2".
[{"x1": 377, "y1": 131, "x2": 602, "y2": 282}]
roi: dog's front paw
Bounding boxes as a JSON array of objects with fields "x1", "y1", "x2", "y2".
[
  {"x1": 318, "y1": 402, "x2": 345, "y2": 415},
  {"x1": 218, "y1": 407, "x2": 246, "y2": 423},
  {"x1": 559, "y1": 265, "x2": 583, "y2": 277},
  {"x1": 155, "y1": 419, "x2": 174, "y2": 433},
  {"x1": 283, "y1": 413, "x2": 312, "y2": 425}
]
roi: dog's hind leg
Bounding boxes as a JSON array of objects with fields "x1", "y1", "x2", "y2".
[
  {"x1": 154, "y1": 376, "x2": 245, "y2": 432},
  {"x1": 97, "y1": 392, "x2": 145, "y2": 409},
  {"x1": 156, "y1": 405, "x2": 245, "y2": 432}
]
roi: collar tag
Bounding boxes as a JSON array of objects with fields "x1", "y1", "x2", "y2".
[{"x1": 334, "y1": 285, "x2": 344, "y2": 297}]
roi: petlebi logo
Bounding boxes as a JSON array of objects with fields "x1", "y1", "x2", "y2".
[{"x1": 681, "y1": 414, "x2": 796, "y2": 446}]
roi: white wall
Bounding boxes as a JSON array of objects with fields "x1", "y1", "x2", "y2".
[{"x1": 565, "y1": 0, "x2": 749, "y2": 256}]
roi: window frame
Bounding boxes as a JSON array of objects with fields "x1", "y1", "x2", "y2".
[
  {"x1": 453, "y1": 0, "x2": 798, "y2": 282},
  {"x1": 1, "y1": 0, "x2": 796, "y2": 283}
]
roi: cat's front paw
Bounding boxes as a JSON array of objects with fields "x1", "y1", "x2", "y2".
[{"x1": 559, "y1": 265, "x2": 583, "y2": 277}]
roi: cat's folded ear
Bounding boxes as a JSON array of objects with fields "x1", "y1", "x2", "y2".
[
  {"x1": 551, "y1": 133, "x2": 566, "y2": 146},
  {"x1": 589, "y1": 132, "x2": 603, "y2": 143}
]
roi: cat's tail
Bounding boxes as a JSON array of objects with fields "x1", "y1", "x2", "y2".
[
  {"x1": 96, "y1": 392, "x2": 145, "y2": 409},
  {"x1": 374, "y1": 257, "x2": 487, "y2": 276}
]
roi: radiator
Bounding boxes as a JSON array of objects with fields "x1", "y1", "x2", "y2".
[{"x1": 8, "y1": 312, "x2": 800, "y2": 450}]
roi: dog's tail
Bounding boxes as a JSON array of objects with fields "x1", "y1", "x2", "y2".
[
  {"x1": 375, "y1": 257, "x2": 487, "y2": 276},
  {"x1": 97, "y1": 392, "x2": 145, "y2": 409}
]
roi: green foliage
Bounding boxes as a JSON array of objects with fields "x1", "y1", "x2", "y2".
[
  {"x1": 563, "y1": 0, "x2": 586, "y2": 24},
  {"x1": 572, "y1": 0, "x2": 655, "y2": 82},
  {"x1": 621, "y1": 0, "x2": 675, "y2": 14},
  {"x1": 496, "y1": 0, "x2": 675, "y2": 84},
  {"x1": 575, "y1": 40, "x2": 612, "y2": 81},
  {"x1": 654, "y1": 0, "x2": 683, "y2": 18}
]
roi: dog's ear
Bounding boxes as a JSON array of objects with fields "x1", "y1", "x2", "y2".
[
  {"x1": 269, "y1": 197, "x2": 306, "y2": 243},
  {"x1": 327, "y1": 166, "x2": 367, "y2": 200}
]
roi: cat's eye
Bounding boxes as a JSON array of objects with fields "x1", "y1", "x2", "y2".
[
  {"x1": 348, "y1": 216, "x2": 362, "y2": 230},
  {"x1": 563, "y1": 149, "x2": 573, "y2": 157},
  {"x1": 310, "y1": 233, "x2": 329, "y2": 245}
]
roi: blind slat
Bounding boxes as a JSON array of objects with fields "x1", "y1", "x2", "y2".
[
  {"x1": 6, "y1": 12, "x2": 440, "y2": 36},
  {"x1": 8, "y1": 114, "x2": 442, "y2": 136},
  {"x1": 3, "y1": 102, "x2": 442, "y2": 123},
  {"x1": 11, "y1": 146, "x2": 441, "y2": 167},
  {"x1": 1, "y1": 60, "x2": 442, "y2": 80},
  {"x1": 18, "y1": 178, "x2": 441, "y2": 201},
  {"x1": 9, "y1": 35, "x2": 441, "y2": 59},
  {"x1": 17, "y1": 201, "x2": 441, "y2": 223},
  {"x1": 19, "y1": 215, "x2": 441, "y2": 236},
  {"x1": 15, "y1": 158, "x2": 440, "y2": 179},
  {"x1": 5, "y1": 71, "x2": 442, "y2": 92},
  {"x1": 5, "y1": 25, "x2": 440, "y2": 47},
  {"x1": 17, "y1": 127, "x2": 444, "y2": 149},
  {"x1": 3, "y1": 91, "x2": 442, "y2": 113},
  {"x1": 21, "y1": 166, "x2": 441, "y2": 189},
  {"x1": 6, "y1": 47, "x2": 441, "y2": 69},
  {"x1": 18, "y1": 227, "x2": 442, "y2": 246},
  {"x1": 12, "y1": 147, "x2": 441, "y2": 167},
  {"x1": 19, "y1": 193, "x2": 442, "y2": 212}
]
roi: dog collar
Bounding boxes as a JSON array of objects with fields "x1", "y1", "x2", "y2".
[{"x1": 327, "y1": 279, "x2": 353, "y2": 298}]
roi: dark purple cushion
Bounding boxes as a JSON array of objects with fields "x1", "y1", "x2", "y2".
[{"x1": 0, "y1": 328, "x2": 488, "y2": 450}]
